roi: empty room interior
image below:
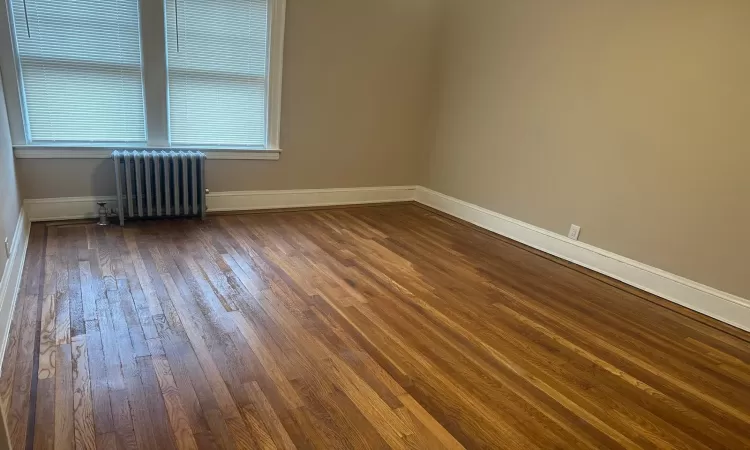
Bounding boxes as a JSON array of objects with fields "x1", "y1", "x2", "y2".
[{"x1": 0, "y1": 0, "x2": 750, "y2": 448}]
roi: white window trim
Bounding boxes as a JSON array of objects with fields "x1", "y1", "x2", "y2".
[
  {"x1": 0, "y1": 0, "x2": 285, "y2": 160},
  {"x1": 266, "y1": 0, "x2": 285, "y2": 151},
  {"x1": 13, "y1": 145, "x2": 281, "y2": 160}
]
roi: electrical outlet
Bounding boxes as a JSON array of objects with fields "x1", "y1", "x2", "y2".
[
  {"x1": 3, "y1": 237, "x2": 9, "y2": 258},
  {"x1": 568, "y1": 224, "x2": 581, "y2": 241}
]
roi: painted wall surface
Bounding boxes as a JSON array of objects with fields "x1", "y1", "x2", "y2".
[
  {"x1": 425, "y1": 0, "x2": 750, "y2": 298},
  {"x1": 17, "y1": 0, "x2": 442, "y2": 198},
  {"x1": 0, "y1": 74, "x2": 21, "y2": 279}
]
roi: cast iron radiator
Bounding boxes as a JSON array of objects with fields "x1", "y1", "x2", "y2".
[{"x1": 112, "y1": 150, "x2": 207, "y2": 226}]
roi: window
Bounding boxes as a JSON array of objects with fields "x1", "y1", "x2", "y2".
[
  {"x1": 11, "y1": 0, "x2": 145, "y2": 142},
  {"x1": 166, "y1": 0, "x2": 268, "y2": 146},
  {"x1": 0, "y1": 0, "x2": 285, "y2": 155}
]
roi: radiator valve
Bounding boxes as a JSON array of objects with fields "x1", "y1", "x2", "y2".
[{"x1": 97, "y1": 202, "x2": 110, "y2": 226}]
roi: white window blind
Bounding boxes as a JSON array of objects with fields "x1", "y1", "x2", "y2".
[
  {"x1": 166, "y1": 0, "x2": 268, "y2": 147},
  {"x1": 11, "y1": 0, "x2": 146, "y2": 142}
]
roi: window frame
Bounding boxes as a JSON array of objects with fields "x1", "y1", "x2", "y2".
[{"x1": 0, "y1": 0, "x2": 285, "y2": 160}]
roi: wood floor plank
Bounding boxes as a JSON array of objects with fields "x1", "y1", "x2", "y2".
[
  {"x1": 54, "y1": 343, "x2": 74, "y2": 450},
  {"x1": 156, "y1": 330, "x2": 212, "y2": 435},
  {"x1": 118, "y1": 242, "x2": 160, "y2": 341},
  {"x1": 79, "y1": 260, "x2": 97, "y2": 323},
  {"x1": 95, "y1": 431, "x2": 121, "y2": 450},
  {"x1": 71, "y1": 336, "x2": 96, "y2": 450},
  {"x1": 150, "y1": 352, "x2": 200, "y2": 450},
  {"x1": 230, "y1": 312, "x2": 303, "y2": 411},
  {"x1": 64, "y1": 226, "x2": 87, "y2": 339},
  {"x1": 5, "y1": 206, "x2": 750, "y2": 449},
  {"x1": 55, "y1": 252, "x2": 71, "y2": 345},
  {"x1": 136, "y1": 356, "x2": 179, "y2": 450},
  {"x1": 243, "y1": 381, "x2": 296, "y2": 450},
  {"x1": 109, "y1": 388, "x2": 138, "y2": 450},
  {"x1": 202, "y1": 408, "x2": 238, "y2": 450},
  {"x1": 33, "y1": 378, "x2": 54, "y2": 450},
  {"x1": 397, "y1": 393, "x2": 464, "y2": 450},
  {"x1": 123, "y1": 230, "x2": 164, "y2": 317},
  {"x1": 38, "y1": 292, "x2": 56, "y2": 380},
  {"x1": 85, "y1": 329, "x2": 115, "y2": 435}
]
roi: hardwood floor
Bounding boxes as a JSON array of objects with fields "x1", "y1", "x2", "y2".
[{"x1": 1, "y1": 203, "x2": 750, "y2": 449}]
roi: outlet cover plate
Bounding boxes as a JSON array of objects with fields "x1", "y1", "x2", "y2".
[{"x1": 568, "y1": 225, "x2": 581, "y2": 241}]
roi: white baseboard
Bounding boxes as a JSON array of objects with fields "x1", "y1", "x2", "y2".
[
  {"x1": 25, "y1": 196, "x2": 118, "y2": 222},
  {"x1": 415, "y1": 186, "x2": 750, "y2": 333},
  {"x1": 23, "y1": 186, "x2": 417, "y2": 222},
  {"x1": 0, "y1": 208, "x2": 30, "y2": 374},
  {"x1": 207, "y1": 186, "x2": 416, "y2": 212}
]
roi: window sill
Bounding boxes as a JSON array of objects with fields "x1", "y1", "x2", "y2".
[{"x1": 13, "y1": 145, "x2": 281, "y2": 160}]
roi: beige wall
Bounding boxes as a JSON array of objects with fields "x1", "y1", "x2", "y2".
[
  {"x1": 0, "y1": 74, "x2": 21, "y2": 279},
  {"x1": 426, "y1": 0, "x2": 750, "y2": 298},
  {"x1": 17, "y1": 0, "x2": 441, "y2": 198}
]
